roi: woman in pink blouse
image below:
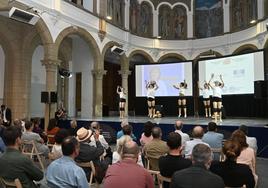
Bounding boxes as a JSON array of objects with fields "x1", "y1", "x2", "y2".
[{"x1": 140, "y1": 121, "x2": 154, "y2": 147}]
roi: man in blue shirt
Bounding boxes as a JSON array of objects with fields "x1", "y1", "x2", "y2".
[
  {"x1": 46, "y1": 136, "x2": 89, "y2": 188},
  {"x1": 116, "y1": 120, "x2": 137, "y2": 141}
]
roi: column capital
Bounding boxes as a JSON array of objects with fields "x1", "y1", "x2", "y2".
[
  {"x1": 92, "y1": 69, "x2": 107, "y2": 80},
  {"x1": 118, "y1": 70, "x2": 131, "y2": 78},
  {"x1": 41, "y1": 59, "x2": 61, "y2": 69}
]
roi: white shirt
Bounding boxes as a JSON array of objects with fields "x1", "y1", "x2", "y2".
[
  {"x1": 179, "y1": 88, "x2": 186, "y2": 96},
  {"x1": 202, "y1": 89, "x2": 210, "y2": 99},
  {"x1": 90, "y1": 135, "x2": 109, "y2": 149},
  {"x1": 246, "y1": 136, "x2": 258, "y2": 153},
  {"x1": 184, "y1": 139, "x2": 209, "y2": 158},
  {"x1": 147, "y1": 88, "x2": 156, "y2": 98},
  {"x1": 119, "y1": 91, "x2": 126, "y2": 99},
  {"x1": 175, "y1": 130, "x2": 190, "y2": 147},
  {"x1": 213, "y1": 86, "x2": 222, "y2": 98},
  {"x1": 112, "y1": 151, "x2": 144, "y2": 167}
]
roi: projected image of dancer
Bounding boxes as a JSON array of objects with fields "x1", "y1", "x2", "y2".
[
  {"x1": 173, "y1": 80, "x2": 188, "y2": 118},
  {"x1": 145, "y1": 80, "x2": 158, "y2": 118},
  {"x1": 209, "y1": 74, "x2": 224, "y2": 123},
  {"x1": 198, "y1": 81, "x2": 211, "y2": 118},
  {"x1": 117, "y1": 86, "x2": 126, "y2": 119}
]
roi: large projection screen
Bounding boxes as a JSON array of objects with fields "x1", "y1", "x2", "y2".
[
  {"x1": 135, "y1": 62, "x2": 193, "y2": 97},
  {"x1": 198, "y1": 51, "x2": 265, "y2": 95}
]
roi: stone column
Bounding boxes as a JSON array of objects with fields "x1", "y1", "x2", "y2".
[
  {"x1": 118, "y1": 70, "x2": 131, "y2": 116},
  {"x1": 125, "y1": 0, "x2": 130, "y2": 30},
  {"x1": 257, "y1": 0, "x2": 264, "y2": 19},
  {"x1": 153, "y1": 10, "x2": 158, "y2": 37},
  {"x1": 187, "y1": 11, "x2": 193, "y2": 38},
  {"x1": 223, "y1": 0, "x2": 230, "y2": 33},
  {"x1": 92, "y1": 69, "x2": 107, "y2": 117},
  {"x1": 41, "y1": 59, "x2": 60, "y2": 131}
]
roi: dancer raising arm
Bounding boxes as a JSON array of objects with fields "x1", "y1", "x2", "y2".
[
  {"x1": 145, "y1": 80, "x2": 159, "y2": 118},
  {"x1": 198, "y1": 81, "x2": 212, "y2": 117},
  {"x1": 173, "y1": 80, "x2": 188, "y2": 118},
  {"x1": 209, "y1": 74, "x2": 224, "y2": 123},
  {"x1": 117, "y1": 86, "x2": 127, "y2": 119}
]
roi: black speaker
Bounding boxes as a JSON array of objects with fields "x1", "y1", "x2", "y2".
[
  {"x1": 254, "y1": 80, "x2": 268, "y2": 99},
  {"x1": 50, "y1": 92, "x2": 57, "y2": 103},
  {"x1": 41, "y1": 92, "x2": 49, "y2": 103}
]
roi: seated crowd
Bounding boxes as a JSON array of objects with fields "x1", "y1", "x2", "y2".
[{"x1": 0, "y1": 110, "x2": 259, "y2": 188}]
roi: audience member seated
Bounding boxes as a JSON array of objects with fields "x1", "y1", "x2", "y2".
[
  {"x1": 0, "y1": 135, "x2": 6, "y2": 153},
  {"x1": 55, "y1": 107, "x2": 67, "y2": 120},
  {"x1": 0, "y1": 126, "x2": 43, "y2": 188},
  {"x1": 46, "y1": 136, "x2": 88, "y2": 187},
  {"x1": 117, "y1": 119, "x2": 137, "y2": 141},
  {"x1": 171, "y1": 144, "x2": 224, "y2": 188},
  {"x1": 90, "y1": 121, "x2": 112, "y2": 160},
  {"x1": 113, "y1": 135, "x2": 143, "y2": 166},
  {"x1": 68, "y1": 119, "x2": 78, "y2": 136},
  {"x1": 210, "y1": 140, "x2": 255, "y2": 188},
  {"x1": 117, "y1": 124, "x2": 135, "y2": 145},
  {"x1": 144, "y1": 127, "x2": 169, "y2": 170},
  {"x1": 140, "y1": 121, "x2": 154, "y2": 148},
  {"x1": 104, "y1": 141, "x2": 154, "y2": 188},
  {"x1": 231, "y1": 130, "x2": 258, "y2": 182},
  {"x1": 22, "y1": 121, "x2": 49, "y2": 157},
  {"x1": 49, "y1": 128, "x2": 69, "y2": 160},
  {"x1": 174, "y1": 120, "x2": 190, "y2": 147},
  {"x1": 159, "y1": 132, "x2": 191, "y2": 188},
  {"x1": 239, "y1": 125, "x2": 258, "y2": 153},
  {"x1": 184, "y1": 126, "x2": 209, "y2": 158},
  {"x1": 202, "y1": 122, "x2": 224, "y2": 160},
  {"x1": 32, "y1": 118, "x2": 47, "y2": 143},
  {"x1": 47, "y1": 118, "x2": 60, "y2": 144},
  {"x1": 75, "y1": 127, "x2": 110, "y2": 183},
  {"x1": 13, "y1": 119, "x2": 25, "y2": 133}
]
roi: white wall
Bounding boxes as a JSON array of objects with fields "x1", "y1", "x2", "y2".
[
  {"x1": 31, "y1": 46, "x2": 46, "y2": 117},
  {"x1": 0, "y1": 46, "x2": 5, "y2": 104},
  {"x1": 68, "y1": 36, "x2": 94, "y2": 118}
]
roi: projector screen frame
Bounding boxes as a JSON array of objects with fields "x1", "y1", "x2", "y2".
[
  {"x1": 134, "y1": 60, "x2": 194, "y2": 97},
  {"x1": 197, "y1": 49, "x2": 266, "y2": 96}
]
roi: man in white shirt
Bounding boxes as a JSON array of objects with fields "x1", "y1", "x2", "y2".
[
  {"x1": 184, "y1": 126, "x2": 209, "y2": 158},
  {"x1": 174, "y1": 120, "x2": 190, "y2": 147}
]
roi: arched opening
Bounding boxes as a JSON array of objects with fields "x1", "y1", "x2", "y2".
[
  {"x1": 232, "y1": 44, "x2": 258, "y2": 55},
  {"x1": 55, "y1": 27, "x2": 101, "y2": 118},
  {"x1": 158, "y1": 53, "x2": 186, "y2": 63}
]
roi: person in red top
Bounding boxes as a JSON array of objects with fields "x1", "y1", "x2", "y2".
[
  {"x1": 47, "y1": 119, "x2": 60, "y2": 144},
  {"x1": 104, "y1": 141, "x2": 154, "y2": 188}
]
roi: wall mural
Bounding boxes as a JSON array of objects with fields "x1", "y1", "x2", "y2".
[
  {"x1": 107, "y1": 0, "x2": 125, "y2": 28},
  {"x1": 195, "y1": 0, "x2": 223, "y2": 38},
  {"x1": 130, "y1": 0, "x2": 153, "y2": 37},
  {"x1": 231, "y1": 0, "x2": 257, "y2": 31},
  {"x1": 159, "y1": 5, "x2": 187, "y2": 39}
]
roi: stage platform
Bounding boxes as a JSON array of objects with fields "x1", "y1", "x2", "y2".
[{"x1": 58, "y1": 116, "x2": 268, "y2": 157}]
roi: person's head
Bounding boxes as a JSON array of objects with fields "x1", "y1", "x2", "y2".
[
  {"x1": 207, "y1": 122, "x2": 217, "y2": 132},
  {"x1": 116, "y1": 135, "x2": 132, "y2": 154},
  {"x1": 174, "y1": 120, "x2": 183, "y2": 130},
  {"x1": 91, "y1": 121, "x2": 100, "y2": 131},
  {"x1": 214, "y1": 80, "x2": 220, "y2": 86},
  {"x1": 76, "y1": 127, "x2": 93, "y2": 143},
  {"x1": 231, "y1": 130, "x2": 248, "y2": 148},
  {"x1": 149, "y1": 67, "x2": 161, "y2": 81},
  {"x1": 192, "y1": 126, "x2": 204, "y2": 139},
  {"x1": 24, "y1": 120, "x2": 33, "y2": 131},
  {"x1": 13, "y1": 119, "x2": 22, "y2": 127},
  {"x1": 222, "y1": 140, "x2": 241, "y2": 161},
  {"x1": 55, "y1": 129, "x2": 70, "y2": 144},
  {"x1": 167, "y1": 132, "x2": 182, "y2": 150},
  {"x1": 70, "y1": 119, "x2": 77, "y2": 129},
  {"x1": 2, "y1": 126, "x2": 22, "y2": 147},
  {"x1": 121, "y1": 141, "x2": 140, "y2": 161},
  {"x1": 179, "y1": 82, "x2": 185, "y2": 87},
  {"x1": 47, "y1": 118, "x2": 58, "y2": 131},
  {"x1": 32, "y1": 118, "x2": 40, "y2": 126},
  {"x1": 1, "y1": 105, "x2": 5, "y2": 111},
  {"x1": 120, "y1": 119, "x2": 129, "y2": 128},
  {"x1": 151, "y1": 127, "x2": 162, "y2": 139},
  {"x1": 122, "y1": 124, "x2": 133, "y2": 136},
  {"x1": 239, "y1": 125, "x2": 248, "y2": 136},
  {"x1": 192, "y1": 144, "x2": 212, "y2": 169},
  {"x1": 143, "y1": 121, "x2": 154, "y2": 137},
  {"x1": 62, "y1": 136, "x2": 80, "y2": 158}
]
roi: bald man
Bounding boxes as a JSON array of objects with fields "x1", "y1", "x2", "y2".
[
  {"x1": 174, "y1": 120, "x2": 190, "y2": 147},
  {"x1": 184, "y1": 126, "x2": 209, "y2": 158},
  {"x1": 104, "y1": 141, "x2": 154, "y2": 188}
]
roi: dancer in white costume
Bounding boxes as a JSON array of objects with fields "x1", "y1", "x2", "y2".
[
  {"x1": 173, "y1": 80, "x2": 188, "y2": 118},
  {"x1": 145, "y1": 80, "x2": 158, "y2": 118},
  {"x1": 117, "y1": 86, "x2": 127, "y2": 119},
  {"x1": 198, "y1": 81, "x2": 212, "y2": 118}
]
